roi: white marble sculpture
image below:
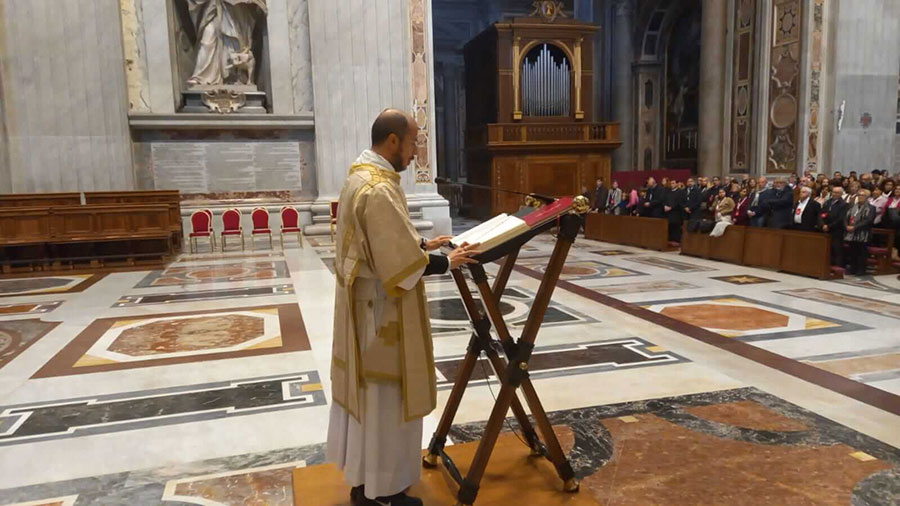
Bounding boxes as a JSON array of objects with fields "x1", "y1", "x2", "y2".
[{"x1": 186, "y1": 0, "x2": 267, "y2": 87}]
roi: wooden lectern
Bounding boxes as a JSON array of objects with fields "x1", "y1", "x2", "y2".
[{"x1": 423, "y1": 208, "x2": 584, "y2": 506}]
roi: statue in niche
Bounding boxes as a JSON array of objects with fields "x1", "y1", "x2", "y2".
[{"x1": 185, "y1": 0, "x2": 267, "y2": 88}]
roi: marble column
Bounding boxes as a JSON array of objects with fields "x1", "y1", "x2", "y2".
[
  {"x1": 610, "y1": 0, "x2": 634, "y2": 171},
  {"x1": 306, "y1": 0, "x2": 449, "y2": 235},
  {"x1": 698, "y1": 0, "x2": 727, "y2": 177}
]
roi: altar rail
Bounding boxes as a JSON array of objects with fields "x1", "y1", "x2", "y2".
[
  {"x1": 584, "y1": 213, "x2": 673, "y2": 251},
  {"x1": 681, "y1": 225, "x2": 833, "y2": 279},
  {"x1": 0, "y1": 204, "x2": 173, "y2": 273}
]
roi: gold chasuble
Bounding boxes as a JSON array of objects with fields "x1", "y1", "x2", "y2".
[{"x1": 331, "y1": 151, "x2": 437, "y2": 423}]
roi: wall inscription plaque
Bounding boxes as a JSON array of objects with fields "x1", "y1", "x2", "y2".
[{"x1": 151, "y1": 141, "x2": 302, "y2": 193}]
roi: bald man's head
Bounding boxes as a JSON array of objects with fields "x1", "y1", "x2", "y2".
[{"x1": 371, "y1": 109, "x2": 418, "y2": 171}]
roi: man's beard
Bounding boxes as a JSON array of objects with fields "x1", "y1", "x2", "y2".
[{"x1": 390, "y1": 153, "x2": 408, "y2": 172}]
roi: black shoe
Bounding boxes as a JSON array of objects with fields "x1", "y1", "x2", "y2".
[
  {"x1": 357, "y1": 491, "x2": 424, "y2": 506},
  {"x1": 350, "y1": 485, "x2": 365, "y2": 505}
]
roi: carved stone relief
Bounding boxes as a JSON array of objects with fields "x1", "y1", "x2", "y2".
[
  {"x1": 730, "y1": 0, "x2": 756, "y2": 173},
  {"x1": 767, "y1": 0, "x2": 803, "y2": 173},
  {"x1": 806, "y1": 0, "x2": 824, "y2": 172}
]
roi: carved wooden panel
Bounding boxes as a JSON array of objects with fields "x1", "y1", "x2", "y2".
[
  {"x1": 767, "y1": 0, "x2": 803, "y2": 173},
  {"x1": 731, "y1": 0, "x2": 757, "y2": 173}
]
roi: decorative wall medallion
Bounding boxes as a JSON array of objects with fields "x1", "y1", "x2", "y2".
[
  {"x1": 530, "y1": 1, "x2": 568, "y2": 23},
  {"x1": 201, "y1": 89, "x2": 247, "y2": 114},
  {"x1": 860, "y1": 112, "x2": 873, "y2": 129},
  {"x1": 771, "y1": 94, "x2": 798, "y2": 128}
]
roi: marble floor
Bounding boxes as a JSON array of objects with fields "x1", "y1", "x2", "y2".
[{"x1": 0, "y1": 228, "x2": 898, "y2": 505}]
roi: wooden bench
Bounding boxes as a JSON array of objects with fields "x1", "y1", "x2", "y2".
[
  {"x1": 681, "y1": 225, "x2": 834, "y2": 279},
  {"x1": 584, "y1": 213, "x2": 674, "y2": 251},
  {"x1": 85, "y1": 191, "x2": 183, "y2": 252},
  {"x1": 0, "y1": 193, "x2": 82, "y2": 207},
  {"x1": 0, "y1": 204, "x2": 173, "y2": 273},
  {"x1": 869, "y1": 228, "x2": 897, "y2": 274}
]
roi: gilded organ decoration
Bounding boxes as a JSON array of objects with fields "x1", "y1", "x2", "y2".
[
  {"x1": 730, "y1": 0, "x2": 757, "y2": 173},
  {"x1": 767, "y1": 0, "x2": 803, "y2": 173}
]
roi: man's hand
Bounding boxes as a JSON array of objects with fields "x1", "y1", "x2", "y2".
[
  {"x1": 449, "y1": 242, "x2": 481, "y2": 269},
  {"x1": 664, "y1": 205, "x2": 672, "y2": 212},
  {"x1": 822, "y1": 225, "x2": 829, "y2": 232},
  {"x1": 846, "y1": 225, "x2": 855, "y2": 232},
  {"x1": 747, "y1": 210, "x2": 755, "y2": 217},
  {"x1": 643, "y1": 202, "x2": 650, "y2": 207},
  {"x1": 425, "y1": 235, "x2": 453, "y2": 251},
  {"x1": 684, "y1": 208, "x2": 691, "y2": 214}
]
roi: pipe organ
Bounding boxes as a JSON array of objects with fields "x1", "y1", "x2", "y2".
[
  {"x1": 463, "y1": 14, "x2": 621, "y2": 218},
  {"x1": 522, "y1": 44, "x2": 572, "y2": 117}
]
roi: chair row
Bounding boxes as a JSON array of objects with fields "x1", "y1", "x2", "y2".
[{"x1": 188, "y1": 207, "x2": 303, "y2": 252}]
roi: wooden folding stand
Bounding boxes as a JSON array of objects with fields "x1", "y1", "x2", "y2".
[{"x1": 423, "y1": 212, "x2": 583, "y2": 506}]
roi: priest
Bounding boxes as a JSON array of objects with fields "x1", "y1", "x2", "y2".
[{"x1": 326, "y1": 109, "x2": 480, "y2": 506}]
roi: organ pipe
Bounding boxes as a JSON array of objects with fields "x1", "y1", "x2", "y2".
[{"x1": 522, "y1": 43, "x2": 572, "y2": 117}]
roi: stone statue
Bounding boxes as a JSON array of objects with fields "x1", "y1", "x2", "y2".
[{"x1": 185, "y1": 0, "x2": 267, "y2": 88}]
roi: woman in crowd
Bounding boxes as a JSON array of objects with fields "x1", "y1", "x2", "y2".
[
  {"x1": 710, "y1": 188, "x2": 736, "y2": 237},
  {"x1": 607, "y1": 180, "x2": 623, "y2": 215},
  {"x1": 884, "y1": 185, "x2": 900, "y2": 258},
  {"x1": 746, "y1": 177, "x2": 758, "y2": 195},
  {"x1": 844, "y1": 189, "x2": 876, "y2": 275},
  {"x1": 625, "y1": 188, "x2": 640, "y2": 215},
  {"x1": 732, "y1": 187, "x2": 751, "y2": 226},
  {"x1": 870, "y1": 187, "x2": 888, "y2": 225},
  {"x1": 814, "y1": 185, "x2": 830, "y2": 206}
]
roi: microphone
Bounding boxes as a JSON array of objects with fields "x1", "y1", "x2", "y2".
[{"x1": 434, "y1": 177, "x2": 556, "y2": 204}]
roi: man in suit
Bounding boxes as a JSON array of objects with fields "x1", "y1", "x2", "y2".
[
  {"x1": 747, "y1": 176, "x2": 771, "y2": 227},
  {"x1": 791, "y1": 186, "x2": 821, "y2": 231},
  {"x1": 642, "y1": 177, "x2": 665, "y2": 218},
  {"x1": 683, "y1": 177, "x2": 703, "y2": 226},
  {"x1": 664, "y1": 179, "x2": 686, "y2": 242},
  {"x1": 590, "y1": 178, "x2": 609, "y2": 212},
  {"x1": 822, "y1": 186, "x2": 848, "y2": 267},
  {"x1": 764, "y1": 178, "x2": 796, "y2": 229}
]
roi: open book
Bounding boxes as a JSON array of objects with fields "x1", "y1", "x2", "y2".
[{"x1": 449, "y1": 197, "x2": 575, "y2": 252}]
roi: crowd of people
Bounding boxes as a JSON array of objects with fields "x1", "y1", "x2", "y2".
[{"x1": 585, "y1": 170, "x2": 900, "y2": 275}]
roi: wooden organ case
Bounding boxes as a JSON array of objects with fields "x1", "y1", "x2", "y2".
[{"x1": 463, "y1": 14, "x2": 621, "y2": 218}]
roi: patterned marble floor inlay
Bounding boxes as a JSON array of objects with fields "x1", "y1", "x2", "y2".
[
  {"x1": 0, "y1": 275, "x2": 104, "y2": 297},
  {"x1": 0, "y1": 372, "x2": 324, "y2": 446},
  {"x1": 640, "y1": 295, "x2": 867, "y2": 341},
  {"x1": 589, "y1": 249, "x2": 633, "y2": 256},
  {"x1": 777, "y1": 287, "x2": 900, "y2": 319},
  {"x1": 113, "y1": 284, "x2": 295, "y2": 307},
  {"x1": 710, "y1": 274, "x2": 779, "y2": 285},
  {"x1": 0, "y1": 301, "x2": 63, "y2": 316},
  {"x1": 434, "y1": 338, "x2": 686, "y2": 389},
  {"x1": 592, "y1": 280, "x2": 699, "y2": 296},
  {"x1": 447, "y1": 387, "x2": 900, "y2": 505},
  {"x1": 0, "y1": 320, "x2": 60, "y2": 370},
  {"x1": 161, "y1": 461, "x2": 303, "y2": 505},
  {"x1": 428, "y1": 286, "x2": 596, "y2": 335},
  {"x1": 33, "y1": 304, "x2": 310, "y2": 377},
  {"x1": 626, "y1": 256, "x2": 716, "y2": 272},
  {"x1": 518, "y1": 259, "x2": 646, "y2": 280},
  {"x1": 828, "y1": 275, "x2": 900, "y2": 294},
  {"x1": 134, "y1": 261, "x2": 290, "y2": 288}
]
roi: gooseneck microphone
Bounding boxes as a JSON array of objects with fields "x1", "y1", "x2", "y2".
[{"x1": 434, "y1": 177, "x2": 556, "y2": 204}]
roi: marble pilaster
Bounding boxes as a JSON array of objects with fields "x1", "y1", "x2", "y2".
[
  {"x1": 610, "y1": 0, "x2": 634, "y2": 171},
  {"x1": 698, "y1": 0, "x2": 728, "y2": 177},
  {"x1": 266, "y1": 0, "x2": 296, "y2": 115},
  {"x1": 307, "y1": 0, "x2": 448, "y2": 235},
  {"x1": 287, "y1": 0, "x2": 315, "y2": 114},
  {"x1": 141, "y1": 0, "x2": 177, "y2": 113}
]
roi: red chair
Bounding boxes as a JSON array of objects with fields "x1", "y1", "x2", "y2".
[
  {"x1": 188, "y1": 210, "x2": 215, "y2": 253},
  {"x1": 221, "y1": 208, "x2": 244, "y2": 251},
  {"x1": 330, "y1": 201, "x2": 339, "y2": 241},
  {"x1": 280, "y1": 206, "x2": 303, "y2": 249},
  {"x1": 250, "y1": 207, "x2": 273, "y2": 249}
]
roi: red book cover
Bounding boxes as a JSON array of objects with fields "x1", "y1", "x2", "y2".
[{"x1": 522, "y1": 196, "x2": 575, "y2": 227}]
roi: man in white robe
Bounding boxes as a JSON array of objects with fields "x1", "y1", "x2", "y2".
[{"x1": 326, "y1": 109, "x2": 479, "y2": 506}]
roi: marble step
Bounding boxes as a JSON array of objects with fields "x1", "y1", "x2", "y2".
[
  {"x1": 304, "y1": 218, "x2": 434, "y2": 236},
  {"x1": 311, "y1": 211, "x2": 424, "y2": 224}
]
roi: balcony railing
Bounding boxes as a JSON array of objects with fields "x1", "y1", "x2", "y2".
[{"x1": 479, "y1": 122, "x2": 620, "y2": 145}]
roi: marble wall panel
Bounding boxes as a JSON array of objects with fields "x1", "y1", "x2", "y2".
[
  {"x1": 826, "y1": 0, "x2": 900, "y2": 173},
  {"x1": 119, "y1": 0, "x2": 151, "y2": 112},
  {"x1": 0, "y1": 0, "x2": 133, "y2": 192}
]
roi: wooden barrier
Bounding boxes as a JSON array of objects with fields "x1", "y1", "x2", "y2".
[
  {"x1": 0, "y1": 193, "x2": 81, "y2": 208},
  {"x1": 681, "y1": 225, "x2": 833, "y2": 279},
  {"x1": 0, "y1": 204, "x2": 173, "y2": 273},
  {"x1": 584, "y1": 213, "x2": 672, "y2": 251},
  {"x1": 85, "y1": 191, "x2": 182, "y2": 251}
]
